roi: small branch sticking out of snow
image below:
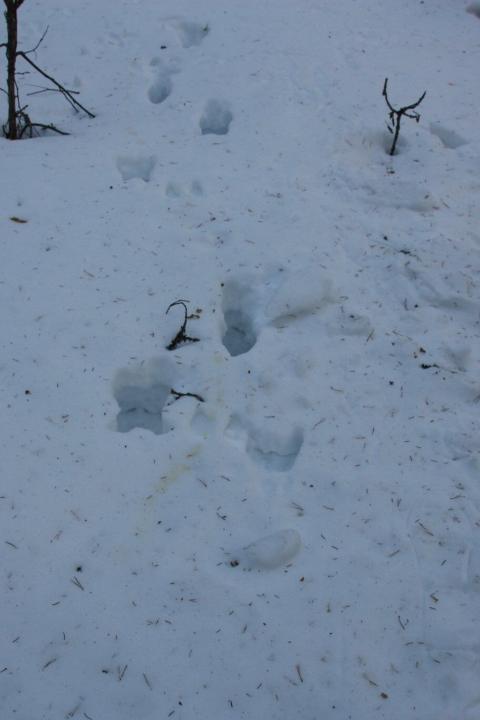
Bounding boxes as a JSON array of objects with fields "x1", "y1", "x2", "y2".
[
  {"x1": 165, "y1": 300, "x2": 200, "y2": 351},
  {"x1": 382, "y1": 78, "x2": 426, "y2": 156}
]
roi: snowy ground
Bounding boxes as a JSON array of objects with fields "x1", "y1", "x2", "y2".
[{"x1": 1, "y1": 1, "x2": 480, "y2": 718}]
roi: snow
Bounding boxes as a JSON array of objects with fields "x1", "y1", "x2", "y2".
[
  {"x1": 1, "y1": 1, "x2": 480, "y2": 719},
  {"x1": 240, "y1": 529, "x2": 303, "y2": 570}
]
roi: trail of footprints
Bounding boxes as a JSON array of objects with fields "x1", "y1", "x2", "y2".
[
  {"x1": 112, "y1": 270, "x2": 366, "y2": 475},
  {"x1": 112, "y1": 13, "x2": 479, "y2": 580},
  {"x1": 111, "y1": 278, "x2": 311, "y2": 569},
  {"x1": 111, "y1": 275, "x2": 322, "y2": 476},
  {"x1": 116, "y1": 18, "x2": 233, "y2": 183},
  {"x1": 110, "y1": 271, "x2": 361, "y2": 570}
]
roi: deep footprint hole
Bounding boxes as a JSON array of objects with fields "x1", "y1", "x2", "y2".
[
  {"x1": 200, "y1": 99, "x2": 233, "y2": 136},
  {"x1": 115, "y1": 382, "x2": 170, "y2": 435},
  {"x1": 221, "y1": 281, "x2": 258, "y2": 356},
  {"x1": 148, "y1": 75, "x2": 172, "y2": 104},
  {"x1": 113, "y1": 361, "x2": 176, "y2": 435},
  {"x1": 222, "y1": 309, "x2": 257, "y2": 357}
]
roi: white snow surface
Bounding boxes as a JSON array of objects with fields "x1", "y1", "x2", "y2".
[{"x1": 1, "y1": 1, "x2": 480, "y2": 719}]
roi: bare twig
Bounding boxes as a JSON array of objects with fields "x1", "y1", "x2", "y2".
[
  {"x1": 166, "y1": 300, "x2": 200, "y2": 351},
  {"x1": 19, "y1": 120, "x2": 69, "y2": 138},
  {"x1": 382, "y1": 78, "x2": 426, "y2": 156},
  {"x1": 23, "y1": 25, "x2": 49, "y2": 55},
  {"x1": 170, "y1": 388, "x2": 204, "y2": 403},
  {"x1": 71, "y1": 576, "x2": 84, "y2": 591},
  {"x1": 17, "y1": 52, "x2": 95, "y2": 117},
  {"x1": 26, "y1": 85, "x2": 80, "y2": 97}
]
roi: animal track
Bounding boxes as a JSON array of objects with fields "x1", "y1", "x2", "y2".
[
  {"x1": 221, "y1": 280, "x2": 258, "y2": 356},
  {"x1": 225, "y1": 415, "x2": 304, "y2": 472},
  {"x1": 116, "y1": 155, "x2": 156, "y2": 182},
  {"x1": 113, "y1": 358, "x2": 175, "y2": 435},
  {"x1": 248, "y1": 426, "x2": 304, "y2": 471},
  {"x1": 233, "y1": 529, "x2": 302, "y2": 569},
  {"x1": 148, "y1": 74, "x2": 172, "y2": 104},
  {"x1": 173, "y1": 20, "x2": 209, "y2": 48},
  {"x1": 429, "y1": 122, "x2": 467, "y2": 150},
  {"x1": 265, "y1": 269, "x2": 335, "y2": 327},
  {"x1": 200, "y1": 99, "x2": 233, "y2": 136},
  {"x1": 165, "y1": 179, "x2": 203, "y2": 198},
  {"x1": 147, "y1": 57, "x2": 176, "y2": 105}
]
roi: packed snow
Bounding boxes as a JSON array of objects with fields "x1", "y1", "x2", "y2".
[{"x1": 1, "y1": 1, "x2": 480, "y2": 719}]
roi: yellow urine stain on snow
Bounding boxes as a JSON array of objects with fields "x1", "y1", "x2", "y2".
[
  {"x1": 153, "y1": 462, "x2": 191, "y2": 495},
  {"x1": 185, "y1": 443, "x2": 202, "y2": 459},
  {"x1": 134, "y1": 446, "x2": 203, "y2": 535},
  {"x1": 152, "y1": 444, "x2": 202, "y2": 493}
]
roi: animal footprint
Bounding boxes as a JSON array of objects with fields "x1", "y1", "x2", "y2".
[
  {"x1": 232, "y1": 529, "x2": 302, "y2": 569},
  {"x1": 147, "y1": 58, "x2": 175, "y2": 105},
  {"x1": 225, "y1": 415, "x2": 304, "y2": 472},
  {"x1": 165, "y1": 179, "x2": 203, "y2": 198},
  {"x1": 221, "y1": 280, "x2": 258, "y2": 357},
  {"x1": 200, "y1": 99, "x2": 233, "y2": 136},
  {"x1": 429, "y1": 122, "x2": 467, "y2": 150},
  {"x1": 173, "y1": 20, "x2": 209, "y2": 48},
  {"x1": 265, "y1": 268, "x2": 335, "y2": 327},
  {"x1": 113, "y1": 358, "x2": 176, "y2": 434},
  {"x1": 148, "y1": 75, "x2": 172, "y2": 104},
  {"x1": 116, "y1": 155, "x2": 156, "y2": 182},
  {"x1": 247, "y1": 426, "x2": 304, "y2": 471}
]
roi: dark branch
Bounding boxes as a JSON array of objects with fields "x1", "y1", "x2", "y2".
[
  {"x1": 26, "y1": 85, "x2": 80, "y2": 97},
  {"x1": 19, "y1": 121, "x2": 69, "y2": 138},
  {"x1": 382, "y1": 78, "x2": 395, "y2": 114},
  {"x1": 166, "y1": 300, "x2": 200, "y2": 351},
  {"x1": 24, "y1": 25, "x2": 49, "y2": 55},
  {"x1": 382, "y1": 78, "x2": 426, "y2": 156},
  {"x1": 170, "y1": 388, "x2": 205, "y2": 403},
  {"x1": 17, "y1": 52, "x2": 95, "y2": 117}
]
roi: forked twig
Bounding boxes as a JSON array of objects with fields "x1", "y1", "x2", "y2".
[
  {"x1": 170, "y1": 388, "x2": 205, "y2": 403},
  {"x1": 166, "y1": 300, "x2": 200, "y2": 351},
  {"x1": 382, "y1": 78, "x2": 426, "y2": 156},
  {"x1": 17, "y1": 52, "x2": 95, "y2": 117}
]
